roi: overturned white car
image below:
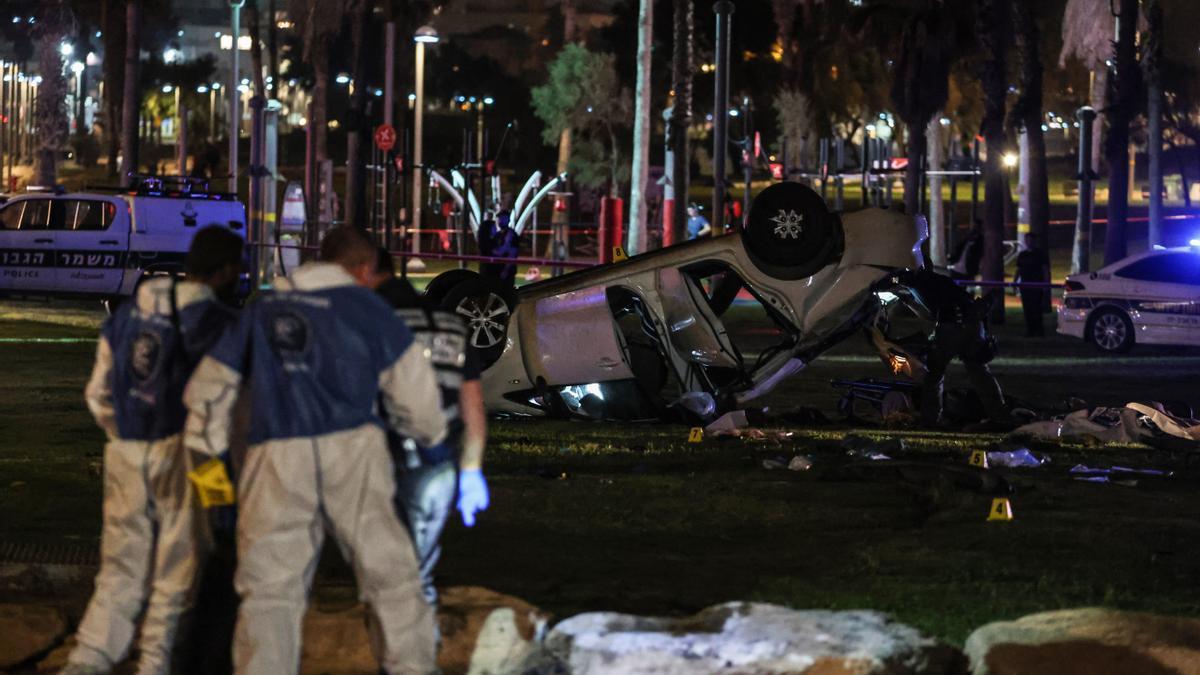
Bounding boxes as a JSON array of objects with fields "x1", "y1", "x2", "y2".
[{"x1": 421, "y1": 182, "x2": 927, "y2": 420}]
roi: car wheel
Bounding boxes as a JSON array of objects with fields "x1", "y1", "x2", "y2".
[
  {"x1": 1087, "y1": 306, "x2": 1134, "y2": 354},
  {"x1": 440, "y1": 274, "x2": 515, "y2": 368},
  {"x1": 423, "y1": 269, "x2": 481, "y2": 306},
  {"x1": 740, "y1": 181, "x2": 843, "y2": 281}
]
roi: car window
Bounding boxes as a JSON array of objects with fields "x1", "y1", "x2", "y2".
[
  {"x1": 1115, "y1": 253, "x2": 1200, "y2": 285},
  {"x1": 0, "y1": 202, "x2": 22, "y2": 229},
  {"x1": 70, "y1": 200, "x2": 115, "y2": 231},
  {"x1": 19, "y1": 200, "x2": 53, "y2": 230}
]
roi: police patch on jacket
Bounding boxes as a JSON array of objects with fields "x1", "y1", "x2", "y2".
[
  {"x1": 268, "y1": 310, "x2": 311, "y2": 362},
  {"x1": 130, "y1": 331, "x2": 164, "y2": 382}
]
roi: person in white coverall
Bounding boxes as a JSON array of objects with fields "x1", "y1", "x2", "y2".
[
  {"x1": 63, "y1": 227, "x2": 245, "y2": 675},
  {"x1": 183, "y1": 225, "x2": 447, "y2": 675}
]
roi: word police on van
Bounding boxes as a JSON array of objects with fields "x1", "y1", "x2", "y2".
[{"x1": 0, "y1": 178, "x2": 245, "y2": 300}]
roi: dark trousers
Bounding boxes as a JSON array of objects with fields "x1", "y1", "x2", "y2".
[
  {"x1": 920, "y1": 323, "x2": 1008, "y2": 425},
  {"x1": 1020, "y1": 289, "x2": 1046, "y2": 337}
]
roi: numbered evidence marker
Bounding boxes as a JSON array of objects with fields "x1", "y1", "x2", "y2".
[
  {"x1": 688, "y1": 427, "x2": 704, "y2": 443},
  {"x1": 188, "y1": 458, "x2": 237, "y2": 508},
  {"x1": 613, "y1": 246, "x2": 628, "y2": 262},
  {"x1": 987, "y1": 497, "x2": 1013, "y2": 522},
  {"x1": 968, "y1": 450, "x2": 989, "y2": 468}
]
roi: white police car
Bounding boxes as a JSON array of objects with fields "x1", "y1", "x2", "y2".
[
  {"x1": 0, "y1": 178, "x2": 245, "y2": 301},
  {"x1": 1058, "y1": 246, "x2": 1200, "y2": 353}
]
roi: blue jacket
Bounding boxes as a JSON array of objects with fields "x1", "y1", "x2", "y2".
[
  {"x1": 184, "y1": 263, "x2": 447, "y2": 453},
  {"x1": 85, "y1": 278, "x2": 238, "y2": 442}
]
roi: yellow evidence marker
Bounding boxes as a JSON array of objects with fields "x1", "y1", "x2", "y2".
[
  {"x1": 688, "y1": 427, "x2": 704, "y2": 443},
  {"x1": 188, "y1": 458, "x2": 237, "y2": 508},
  {"x1": 613, "y1": 246, "x2": 628, "y2": 262},
  {"x1": 968, "y1": 450, "x2": 989, "y2": 468},
  {"x1": 987, "y1": 497, "x2": 1013, "y2": 522}
]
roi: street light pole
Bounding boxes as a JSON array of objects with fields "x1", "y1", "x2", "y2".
[
  {"x1": 229, "y1": 0, "x2": 245, "y2": 191},
  {"x1": 411, "y1": 25, "x2": 439, "y2": 258}
]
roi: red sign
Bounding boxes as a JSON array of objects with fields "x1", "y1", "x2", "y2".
[
  {"x1": 769, "y1": 162, "x2": 784, "y2": 180},
  {"x1": 374, "y1": 123, "x2": 397, "y2": 152},
  {"x1": 754, "y1": 131, "x2": 762, "y2": 159}
]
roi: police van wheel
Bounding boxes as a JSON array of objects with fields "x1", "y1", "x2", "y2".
[
  {"x1": 740, "y1": 181, "x2": 842, "y2": 281},
  {"x1": 440, "y1": 275, "x2": 514, "y2": 368},
  {"x1": 1087, "y1": 306, "x2": 1134, "y2": 354}
]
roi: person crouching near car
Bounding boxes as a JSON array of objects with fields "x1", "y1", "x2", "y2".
[
  {"x1": 62, "y1": 227, "x2": 244, "y2": 675},
  {"x1": 369, "y1": 247, "x2": 490, "y2": 614},
  {"x1": 183, "y1": 226, "x2": 447, "y2": 675}
]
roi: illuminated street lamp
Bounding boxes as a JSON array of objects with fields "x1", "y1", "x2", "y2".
[{"x1": 411, "y1": 24, "x2": 439, "y2": 257}]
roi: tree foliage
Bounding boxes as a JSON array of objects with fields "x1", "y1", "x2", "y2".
[{"x1": 531, "y1": 43, "x2": 631, "y2": 193}]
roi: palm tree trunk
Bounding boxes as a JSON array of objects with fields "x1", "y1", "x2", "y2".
[
  {"x1": 248, "y1": 0, "x2": 266, "y2": 95},
  {"x1": 1104, "y1": 0, "x2": 1138, "y2": 264},
  {"x1": 1145, "y1": 0, "x2": 1164, "y2": 248},
  {"x1": 627, "y1": 0, "x2": 653, "y2": 255},
  {"x1": 101, "y1": 0, "x2": 124, "y2": 177},
  {"x1": 904, "y1": 123, "x2": 925, "y2": 217},
  {"x1": 977, "y1": 0, "x2": 1009, "y2": 323},
  {"x1": 311, "y1": 42, "x2": 329, "y2": 164},
  {"x1": 118, "y1": 0, "x2": 141, "y2": 186},
  {"x1": 268, "y1": 0, "x2": 279, "y2": 89},
  {"x1": 33, "y1": 3, "x2": 72, "y2": 187},
  {"x1": 668, "y1": 0, "x2": 693, "y2": 246},
  {"x1": 344, "y1": 0, "x2": 373, "y2": 229},
  {"x1": 1013, "y1": 0, "x2": 1050, "y2": 249}
]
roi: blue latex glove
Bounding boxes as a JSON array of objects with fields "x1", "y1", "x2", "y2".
[{"x1": 457, "y1": 468, "x2": 490, "y2": 527}]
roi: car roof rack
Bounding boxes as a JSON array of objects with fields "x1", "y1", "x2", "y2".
[{"x1": 121, "y1": 174, "x2": 238, "y2": 201}]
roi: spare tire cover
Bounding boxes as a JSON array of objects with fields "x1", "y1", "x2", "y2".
[{"x1": 740, "y1": 182, "x2": 842, "y2": 280}]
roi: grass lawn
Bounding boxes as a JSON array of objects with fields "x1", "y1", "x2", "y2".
[{"x1": 2, "y1": 302, "x2": 1199, "y2": 645}]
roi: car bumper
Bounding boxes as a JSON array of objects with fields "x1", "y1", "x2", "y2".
[{"x1": 1056, "y1": 307, "x2": 1088, "y2": 339}]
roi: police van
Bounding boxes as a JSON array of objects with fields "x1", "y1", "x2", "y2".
[{"x1": 0, "y1": 177, "x2": 245, "y2": 301}]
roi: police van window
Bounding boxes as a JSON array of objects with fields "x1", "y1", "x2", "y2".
[
  {"x1": 1115, "y1": 253, "x2": 1200, "y2": 285},
  {"x1": 0, "y1": 202, "x2": 22, "y2": 229},
  {"x1": 18, "y1": 199, "x2": 53, "y2": 230},
  {"x1": 71, "y1": 201, "x2": 113, "y2": 230}
]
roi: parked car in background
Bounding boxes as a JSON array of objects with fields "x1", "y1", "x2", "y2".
[
  {"x1": 421, "y1": 182, "x2": 928, "y2": 421},
  {"x1": 0, "y1": 178, "x2": 245, "y2": 302},
  {"x1": 1058, "y1": 246, "x2": 1200, "y2": 353}
]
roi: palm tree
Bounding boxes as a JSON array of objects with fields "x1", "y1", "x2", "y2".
[
  {"x1": 33, "y1": 0, "x2": 75, "y2": 187},
  {"x1": 667, "y1": 0, "x2": 693, "y2": 247},
  {"x1": 288, "y1": 0, "x2": 343, "y2": 164},
  {"x1": 1144, "y1": 0, "x2": 1164, "y2": 248},
  {"x1": 118, "y1": 0, "x2": 141, "y2": 186},
  {"x1": 889, "y1": 3, "x2": 953, "y2": 218},
  {"x1": 344, "y1": 0, "x2": 375, "y2": 229},
  {"x1": 100, "y1": 0, "x2": 126, "y2": 178},
  {"x1": 1009, "y1": 0, "x2": 1049, "y2": 253},
  {"x1": 976, "y1": 0, "x2": 1010, "y2": 322},
  {"x1": 1104, "y1": 0, "x2": 1138, "y2": 265},
  {"x1": 627, "y1": 0, "x2": 654, "y2": 255}
]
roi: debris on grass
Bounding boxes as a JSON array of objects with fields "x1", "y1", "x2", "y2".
[{"x1": 985, "y1": 448, "x2": 1045, "y2": 468}]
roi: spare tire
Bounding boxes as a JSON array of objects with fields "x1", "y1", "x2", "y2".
[
  {"x1": 439, "y1": 273, "x2": 515, "y2": 369},
  {"x1": 740, "y1": 182, "x2": 842, "y2": 280}
]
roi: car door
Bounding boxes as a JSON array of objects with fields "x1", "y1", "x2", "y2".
[
  {"x1": 0, "y1": 197, "x2": 59, "y2": 293},
  {"x1": 54, "y1": 198, "x2": 127, "y2": 295},
  {"x1": 1113, "y1": 252, "x2": 1200, "y2": 343}
]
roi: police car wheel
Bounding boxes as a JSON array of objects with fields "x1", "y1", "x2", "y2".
[
  {"x1": 1087, "y1": 307, "x2": 1134, "y2": 354},
  {"x1": 440, "y1": 276, "x2": 514, "y2": 367},
  {"x1": 740, "y1": 181, "x2": 842, "y2": 281}
]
